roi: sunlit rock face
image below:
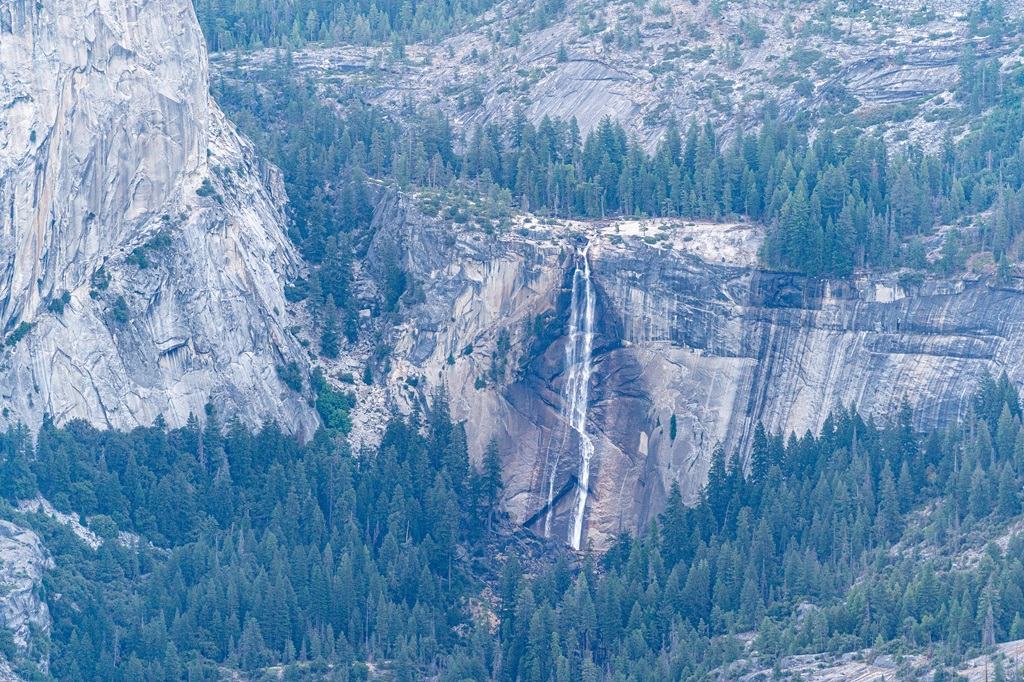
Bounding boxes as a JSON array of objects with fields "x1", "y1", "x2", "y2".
[
  {"x1": 368, "y1": 196, "x2": 1024, "y2": 549},
  {"x1": 0, "y1": 519, "x2": 51, "y2": 677},
  {"x1": 0, "y1": 0, "x2": 316, "y2": 435}
]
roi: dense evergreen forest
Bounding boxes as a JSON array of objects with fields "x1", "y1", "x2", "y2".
[
  {"x1": 191, "y1": 0, "x2": 566, "y2": 52},
  {"x1": 2, "y1": 374, "x2": 1024, "y2": 680}
]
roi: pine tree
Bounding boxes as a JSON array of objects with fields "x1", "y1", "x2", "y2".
[
  {"x1": 778, "y1": 178, "x2": 816, "y2": 274},
  {"x1": 996, "y1": 462, "x2": 1019, "y2": 518},
  {"x1": 979, "y1": 583, "x2": 997, "y2": 649},
  {"x1": 238, "y1": 618, "x2": 269, "y2": 672},
  {"x1": 897, "y1": 460, "x2": 914, "y2": 514},
  {"x1": 996, "y1": 403, "x2": 1017, "y2": 461},
  {"x1": 320, "y1": 294, "x2": 341, "y2": 358},
  {"x1": 482, "y1": 438, "x2": 504, "y2": 532},
  {"x1": 897, "y1": 396, "x2": 917, "y2": 471},
  {"x1": 750, "y1": 422, "x2": 771, "y2": 487},
  {"x1": 682, "y1": 558, "x2": 712, "y2": 626},
  {"x1": 969, "y1": 465, "x2": 991, "y2": 518},
  {"x1": 443, "y1": 421, "x2": 470, "y2": 495},
  {"x1": 660, "y1": 481, "x2": 688, "y2": 569},
  {"x1": 706, "y1": 445, "x2": 730, "y2": 528},
  {"x1": 875, "y1": 460, "x2": 901, "y2": 545}
]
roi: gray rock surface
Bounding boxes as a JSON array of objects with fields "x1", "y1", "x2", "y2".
[
  {"x1": 0, "y1": 658, "x2": 23, "y2": 682},
  {"x1": 0, "y1": 520, "x2": 51, "y2": 668},
  {"x1": 0, "y1": 0, "x2": 317, "y2": 434},
  {"x1": 366, "y1": 198, "x2": 1024, "y2": 549}
]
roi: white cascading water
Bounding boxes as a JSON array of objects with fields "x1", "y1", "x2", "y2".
[{"x1": 564, "y1": 242, "x2": 596, "y2": 550}]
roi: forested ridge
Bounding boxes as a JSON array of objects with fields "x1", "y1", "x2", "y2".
[
  {"x1": 2, "y1": 374, "x2": 1024, "y2": 680},
  {"x1": 216, "y1": 37, "x2": 1024, "y2": 312},
  {"x1": 192, "y1": 0, "x2": 566, "y2": 52},
  {"x1": 192, "y1": 0, "x2": 491, "y2": 50}
]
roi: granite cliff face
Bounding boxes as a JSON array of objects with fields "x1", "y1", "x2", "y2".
[
  {"x1": 0, "y1": 520, "x2": 51, "y2": 675},
  {"x1": 0, "y1": 0, "x2": 316, "y2": 434},
  {"x1": 365, "y1": 195, "x2": 1024, "y2": 549}
]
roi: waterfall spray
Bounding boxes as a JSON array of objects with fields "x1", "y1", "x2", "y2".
[{"x1": 565, "y1": 242, "x2": 596, "y2": 550}]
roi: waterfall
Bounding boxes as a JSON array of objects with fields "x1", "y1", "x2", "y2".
[{"x1": 564, "y1": 242, "x2": 596, "y2": 550}]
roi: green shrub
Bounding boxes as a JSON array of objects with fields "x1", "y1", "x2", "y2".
[
  {"x1": 48, "y1": 291, "x2": 72, "y2": 315},
  {"x1": 127, "y1": 247, "x2": 149, "y2": 269},
  {"x1": 741, "y1": 17, "x2": 766, "y2": 47},
  {"x1": 145, "y1": 232, "x2": 172, "y2": 250},
  {"x1": 5, "y1": 321, "x2": 35, "y2": 346},
  {"x1": 0, "y1": 626, "x2": 15, "y2": 662},
  {"x1": 276, "y1": 362, "x2": 304, "y2": 392},
  {"x1": 91, "y1": 267, "x2": 109, "y2": 292},
  {"x1": 196, "y1": 178, "x2": 217, "y2": 198},
  {"x1": 311, "y1": 368, "x2": 354, "y2": 432},
  {"x1": 284, "y1": 279, "x2": 309, "y2": 302},
  {"x1": 111, "y1": 296, "x2": 129, "y2": 324},
  {"x1": 89, "y1": 515, "x2": 119, "y2": 540}
]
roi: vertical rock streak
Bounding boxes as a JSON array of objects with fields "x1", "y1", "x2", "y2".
[
  {"x1": 542, "y1": 442, "x2": 560, "y2": 538},
  {"x1": 566, "y1": 242, "x2": 595, "y2": 550}
]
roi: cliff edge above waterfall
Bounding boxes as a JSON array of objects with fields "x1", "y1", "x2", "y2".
[{"x1": 350, "y1": 193, "x2": 1024, "y2": 549}]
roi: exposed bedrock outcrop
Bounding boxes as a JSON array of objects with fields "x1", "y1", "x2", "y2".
[
  {"x1": 0, "y1": 0, "x2": 317, "y2": 434},
  {"x1": 0, "y1": 519, "x2": 51, "y2": 676},
  {"x1": 369, "y1": 193, "x2": 1024, "y2": 549}
]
